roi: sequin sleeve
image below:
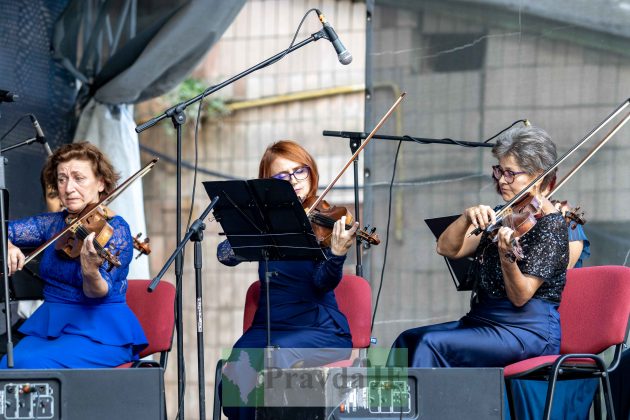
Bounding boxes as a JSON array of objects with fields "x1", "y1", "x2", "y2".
[{"x1": 517, "y1": 213, "x2": 569, "y2": 281}]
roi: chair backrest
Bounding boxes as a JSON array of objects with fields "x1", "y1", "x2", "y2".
[
  {"x1": 126, "y1": 280, "x2": 176, "y2": 359},
  {"x1": 559, "y1": 266, "x2": 630, "y2": 354},
  {"x1": 242, "y1": 274, "x2": 373, "y2": 348}
]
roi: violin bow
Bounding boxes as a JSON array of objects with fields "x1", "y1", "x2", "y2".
[
  {"x1": 23, "y1": 159, "x2": 159, "y2": 265},
  {"x1": 548, "y1": 110, "x2": 630, "y2": 198},
  {"x1": 305, "y1": 92, "x2": 407, "y2": 216},
  {"x1": 470, "y1": 98, "x2": 630, "y2": 236}
]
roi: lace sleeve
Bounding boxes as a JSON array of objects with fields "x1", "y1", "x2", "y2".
[
  {"x1": 78, "y1": 216, "x2": 133, "y2": 297},
  {"x1": 217, "y1": 239, "x2": 244, "y2": 267},
  {"x1": 8, "y1": 213, "x2": 62, "y2": 247}
]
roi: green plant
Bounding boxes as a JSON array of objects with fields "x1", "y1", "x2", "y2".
[{"x1": 165, "y1": 77, "x2": 230, "y2": 124}]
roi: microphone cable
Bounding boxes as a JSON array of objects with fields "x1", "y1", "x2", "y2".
[
  {"x1": 186, "y1": 7, "x2": 323, "y2": 231},
  {"x1": 0, "y1": 114, "x2": 34, "y2": 142}
]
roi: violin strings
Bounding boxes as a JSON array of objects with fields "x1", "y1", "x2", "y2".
[
  {"x1": 75, "y1": 225, "x2": 108, "y2": 255},
  {"x1": 309, "y1": 213, "x2": 373, "y2": 242}
]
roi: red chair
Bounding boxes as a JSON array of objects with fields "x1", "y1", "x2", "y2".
[
  {"x1": 213, "y1": 274, "x2": 373, "y2": 419},
  {"x1": 504, "y1": 266, "x2": 630, "y2": 420},
  {"x1": 117, "y1": 279, "x2": 176, "y2": 368},
  {"x1": 243, "y1": 274, "x2": 372, "y2": 346}
]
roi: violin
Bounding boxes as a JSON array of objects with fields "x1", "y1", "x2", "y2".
[
  {"x1": 55, "y1": 204, "x2": 121, "y2": 272},
  {"x1": 488, "y1": 193, "x2": 545, "y2": 261},
  {"x1": 133, "y1": 232, "x2": 152, "y2": 259},
  {"x1": 303, "y1": 196, "x2": 380, "y2": 247}
]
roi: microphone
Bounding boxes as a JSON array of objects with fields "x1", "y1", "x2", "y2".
[
  {"x1": 316, "y1": 10, "x2": 352, "y2": 65},
  {"x1": 30, "y1": 115, "x2": 53, "y2": 156},
  {"x1": 0, "y1": 89, "x2": 18, "y2": 103}
]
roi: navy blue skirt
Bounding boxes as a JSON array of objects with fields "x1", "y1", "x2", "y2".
[{"x1": 388, "y1": 294, "x2": 560, "y2": 368}]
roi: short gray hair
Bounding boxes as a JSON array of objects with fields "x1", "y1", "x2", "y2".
[{"x1": 492, "y1": 125, "x2": 557, "y2": 190}]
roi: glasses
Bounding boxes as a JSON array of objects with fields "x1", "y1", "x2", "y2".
[
  {"x1": 271, "y1": 166, "x2": 310, "y2": 182},
  {"x1": 492, "y1": 165, "x2": 527, "y2": 184}
]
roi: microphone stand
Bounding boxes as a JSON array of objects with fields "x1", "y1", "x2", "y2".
[
  {"x1": 0, "y1": 129, "x2": 53, "y2": 368},
  {"x1": 321, "y1": 130, "x2": 494, "y2": 277},
  {"x1": 149, "y1": 195, "x2": 219, "y2": 420},
  {"x1": 136, "y1": 29, "x2": 327, "y2": 418},
  {"x1": 0, "y1": 148, "x2": 12, "y2": 368},
  {"x1": 1, "y1": 136, "x2": 45, "y2": 154}
]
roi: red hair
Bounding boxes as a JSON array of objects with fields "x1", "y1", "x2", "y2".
[{"x1": 258, "y1": 140, "x2": 319, "y2": 199}]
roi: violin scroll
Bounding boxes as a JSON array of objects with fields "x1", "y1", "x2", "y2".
[
  {"x1": 551, "y1": 200, "x2": 586, "y2": 229},
  {"x1": 133, "y1": 233, "x2": 152, "y2": 259},
  {"x1": 303, "y1": 196, "x2": 380, "y2": 248}
]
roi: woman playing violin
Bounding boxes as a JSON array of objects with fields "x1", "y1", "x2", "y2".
[
  {"x1": 388, "y1": 125, "x2": 569, "y2": 369},
  {"x1": 0, "y1": 142, "x2": 147, "y2": 369},
  {"x1": 218, "y1": 140, "x2": 358, "y2": 420}
]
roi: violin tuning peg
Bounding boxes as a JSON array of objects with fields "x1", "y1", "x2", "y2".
[{"x1": 370, "y1": 227, "x2": 376, "y2": 234}]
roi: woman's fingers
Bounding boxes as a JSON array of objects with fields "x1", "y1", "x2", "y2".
[
  {"x1": 466, "y1": 205, "x2": 496, "y2": 230},
  {"x1": 7, "y1": 243, "x2": 25, "y2": 275},
  {"x1": 497, "y1": 227, "x2": 515, "y2": 250}
]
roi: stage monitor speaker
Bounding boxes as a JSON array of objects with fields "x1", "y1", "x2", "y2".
[
  {"x1": 256, "y1": 367, "x2": 504, "y2": 420},
  {"x1": 0, "y1": 368, "x2": 165, "y2": 420}
]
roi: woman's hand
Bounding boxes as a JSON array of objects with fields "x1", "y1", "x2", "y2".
[
  {"x1": 7, "y1": 240, "x2": 25, "y2": 275},
  {"x1": 496, "y1": 226, "x2": 517, "y2": 263},
  {"x1": 463, "y1": 205, "x2": 496, "y2": 231},
  {"x1": 330, "y1": 215, "x2": 359, "y2": 256},
  {"x1": 80, "y1": 232, "x2": 104, "y2": 273},
  {"x1": 80, "y1": 232, "x2": 109, "y2": 298}
]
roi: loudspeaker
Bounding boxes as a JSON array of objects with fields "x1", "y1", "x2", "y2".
[
  {"x1": 0, "y1": 368, "x2": 165, "y2": 420},
  {"x1": 256, "y1": 367, "x2": 504, "y2": 420}
]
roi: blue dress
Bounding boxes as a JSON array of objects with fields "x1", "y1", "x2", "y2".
[
  {"x1": 0, "y1": 212, "x2": 148, "y2": 369},
  {"x1": 568, "y1": 223, "x2": 590, "y2": 268},
  {"x1": 217, "y1": 240, "x2": 352, "y2": 419}
]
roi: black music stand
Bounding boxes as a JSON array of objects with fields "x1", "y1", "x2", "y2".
[
  {"x1": 202, "y1": 179, "x2": 324, "y2": 366},
  {"x1": 424, "y1": 215, "x2": 474, "y2": 291}
]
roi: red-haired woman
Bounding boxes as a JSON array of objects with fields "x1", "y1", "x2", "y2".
[{"x1": 218, "y1": 140, "x2": 358, "y2": 419}]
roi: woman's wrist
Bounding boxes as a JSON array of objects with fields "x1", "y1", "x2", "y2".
[{"x1": 500, "y1": 251, "x2": 517, "y2": 264}]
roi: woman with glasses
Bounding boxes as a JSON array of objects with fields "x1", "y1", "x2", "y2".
[
  {"x1": 388, "y1": 125, "x2": 569, "y2": 370},
  {"x1": 217, "y1": 140, "x2": 358, "y2": 419}
]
